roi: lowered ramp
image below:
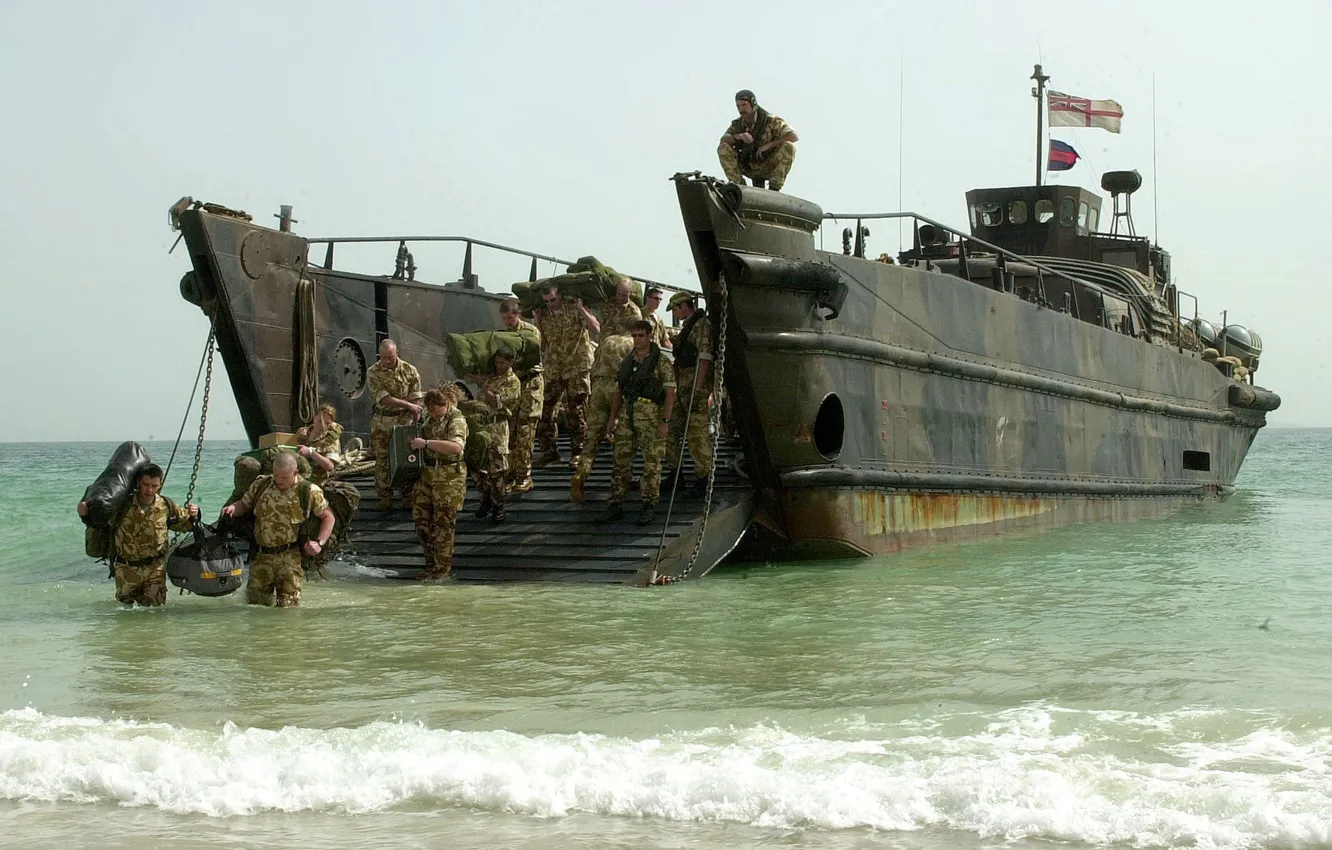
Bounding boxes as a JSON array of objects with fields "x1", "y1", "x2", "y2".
[{"x1": 339, "y1": 442, "x2": 752, "y2": 585}]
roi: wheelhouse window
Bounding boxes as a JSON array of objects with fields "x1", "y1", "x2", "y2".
[
  {"x1": 977, "y1": 202, "x2": 1003, "y2": 227},
  {"x1": 1077, "y1": 201, "x2": 1090, "y2": 234},
  {"x1": 1058, "y1": 197, "x2": 1077, "y2": 227},
  {"x1": 1008, "y1": 201, "x2": 1028, "y2": 225},
  {"x1": 1088, "y1": 207, "x2": 1100, "y2": 232},
  {"x1": 1035, "y1": 199, "x2": 1055, "y2": 223}
]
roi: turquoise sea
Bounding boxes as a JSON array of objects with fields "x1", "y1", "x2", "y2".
[{"x1": 1, "y1": 430, "x2": 1329, "y2": 849}]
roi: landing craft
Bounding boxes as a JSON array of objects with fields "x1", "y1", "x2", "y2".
[{"x1": 170, "y1": 70, "x2": 1278, "y2": 579}]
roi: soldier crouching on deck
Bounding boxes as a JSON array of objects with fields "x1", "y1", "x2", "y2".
[
  {"x1": 222, "y1": 452, "x2": 333, "y2": 608},
  {"x1": 78, "y1": 463, "x2": 199, "y2": 606},
  {"x1": 717, "y1": 89, "x2": 799, "y2": 192},
  {"x1": 409, "y1": 386, "x2": 469, "y2": 581},
  {"x1": 602, "y1": 320, "x2": 676, "y2": 525}
]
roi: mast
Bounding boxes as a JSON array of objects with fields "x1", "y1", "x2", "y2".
[{"x1": 1031, "y1": 64, "x2": 1050, "y2": 186}]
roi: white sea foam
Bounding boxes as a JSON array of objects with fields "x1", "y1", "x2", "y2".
[{"x1": 2, "y1": 706, "x2": 1331, "y2": 848}]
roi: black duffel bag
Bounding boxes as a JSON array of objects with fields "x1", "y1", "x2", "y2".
[
  {"x1": 82, "y1": 441, "x2": 152, "y2": 528},
  {"x1": 166, "y1": 523, "x2": 247, "y2": 597}
]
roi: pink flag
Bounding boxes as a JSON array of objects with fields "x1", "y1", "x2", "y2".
[{"x1": 1048, "y1": 90, "x2": 1123, "y2": 133}]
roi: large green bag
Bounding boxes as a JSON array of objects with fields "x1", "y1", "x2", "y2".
[{"x1": 445, "y1": 329, "x2": 540, "y2": 376}]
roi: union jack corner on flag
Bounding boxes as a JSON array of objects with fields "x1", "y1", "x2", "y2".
[{"x1": 1048, "y1": 90, "x2": 1123, "y2": 133}]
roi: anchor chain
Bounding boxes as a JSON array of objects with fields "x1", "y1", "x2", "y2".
[
  {"x1": 185, "y1": 331, "x2": 216, "y2": 508},
  {"x1": 653, "y1": 275, "x2": 728, "y2": 585}
]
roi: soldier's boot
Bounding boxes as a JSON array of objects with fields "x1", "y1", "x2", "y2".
[
  {"x1": 569, "y1": 472, "x2": 586, "y2": 504},
  {"x1": 751, "y1": 177, "x2": 766, "y2": 189},
  {"x1": 475, "y1": 493, "x2": 492, "y2": 520},
  {"x1": 511, "y1": 476, "x2": 534, "y2": 493},
  {"x1": 490, "y1": 501, "x2": 507, "y2": 523},
  {"x1": 599, "y1": 501, "x2": 624, "y2": 523},
  {"x1": 533, "y1": 448, "x2": 561, "y2": 469},
  {"x1": 376, "y1": 496, "x2": 393, "y2": 512},
  {"x1": 636, "y1": 501, "x2": 656, "y2": 526},
  {"x1": 691, "y1": 476, "x2": 709, "y2": 495}
]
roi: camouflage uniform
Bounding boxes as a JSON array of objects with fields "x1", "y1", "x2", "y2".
[
  {"x1": 508, "y1": 319, "x2": 543, "y2": 489},
  {"x1": 646, "y1": 312, "x2": 671, "y2": 349},
  {"x1": 610, "y1": 348, "x2": 677, "y2": 506},
  {"x1": 412, "y1": 408, "x2": 469, "y2": 578},
  {"x1": 367, "y1": 358, "x2": 423, "y2": 502},
  {"x1": 668, "y1": 311, "x2": 715, "y2": 478},
  {"x1": 240, "y1": 475, "x2": 329, "y2": 607},
  {"x1": 537, "y1": 301, "x2": 593, "y2": 459},
  {"x1": 718, "y1": 113, "x2": 797, "y2": 190},
  {"x1": 576, "y1": 334, "x2": 635, "y2": 482},
  {"x1": 476, "y1": 371, "x2": 521, "y2": 506},
  {"x1": 596, "y1": 301, "x2": 642, "y2": 339},
  {"x1": 297, "y1": 422, "x2": 343, "y2": 484},
  {"x1": 112, "y1": 495, "x2": 192, "y2": 606}
]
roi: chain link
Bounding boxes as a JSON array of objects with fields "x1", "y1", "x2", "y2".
[
  {"x1": 654, "y1": 275, "x2": 728, "y2": 585},
  {"x1": 185, "y1": 330, "x2": 216, "y2": 508}
]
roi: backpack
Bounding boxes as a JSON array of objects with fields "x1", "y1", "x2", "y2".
[{"x1": 301, "y1": 478, "x2": 361, "y2": 575}]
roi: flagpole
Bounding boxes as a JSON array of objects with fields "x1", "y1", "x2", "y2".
[{"x1": 1031, "y1": 64, "x2": 1050, "y2": 186}]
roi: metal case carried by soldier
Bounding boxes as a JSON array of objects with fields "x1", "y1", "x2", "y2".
[{"x1": 388, "y1": 424, "x2": 424, "y2": 487}]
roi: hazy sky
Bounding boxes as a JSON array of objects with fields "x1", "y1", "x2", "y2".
[{"x1": 2, "y1": 0, "x2": 1328, "y2": 441}]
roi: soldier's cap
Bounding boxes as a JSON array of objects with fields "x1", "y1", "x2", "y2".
[
  {"x1": 735, "y1": 89, "x2": 757, "y2": 105},
  {"x1": 667, "y1": 291, "x2": 697, "y2": 309}
]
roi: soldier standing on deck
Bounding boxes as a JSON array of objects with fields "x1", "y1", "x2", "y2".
[
  {"x1": 535, "y1": 283, "x2": 598, "y2": 469},
  {"x1": 602, "y1": 320, "x2": 676, "y2": 524},
  {"x1": 408, "y1": 386, "x2": 468, "y2": 581},
  {"x1": 500, "y1": 297, "x2": 543, "y2": 494},
  {"x1": 77, "y1": 463, "x2": 199, "y2": 606},
  {"x1": 222, "y1": 452, "x2": 334, "y2": 608},
  {"x1": 643, "y1": 287, "x2": 672, "y2": 350},
  {"x1": 666, "y1": 292, "x2": 714, "y2": 493},
  {"x1": 366, "y1": 339, "x2": 423, "y2": 511},
  {"x1": 570, "y1": 332, "x2": 635, "y2": 503},
  {"x1": 472, "y1": 347, "x2": 522, "y2": 523},
  {"x1": 596, "y1": 278, "x2": 642, "y2": 339},
  {"x1": 718, "y1": 89, "x2": 799, "y2": 192}
]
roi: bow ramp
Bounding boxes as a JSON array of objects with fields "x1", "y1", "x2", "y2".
[{"x1": 338, "y1": 444, "x2": 752, "y2": 585}]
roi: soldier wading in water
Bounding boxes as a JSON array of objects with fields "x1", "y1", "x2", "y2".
[
  {"x1": 222, "y1": 452, "x2": 334, "y2": 608},
  {"x1": 77, "y1": 463, "x2": 199, "y2": 606},
  {"x1": 409, "y1": 386, "x2": 469, "y2": 581}
]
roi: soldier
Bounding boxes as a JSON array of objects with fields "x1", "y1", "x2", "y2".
[
  {"x1": 408, "y1": 386, "x2": 468, "y2": 580},
  {"x1": 666, "y1": 291, "x2": 714, "y2": 492},
  {"x1": 77, "y1": 463, "x2": 199, "y2": 606},
  {"x1": 570, "y1": 332, "x2": 635, "y2": 503},
  {"x1": 366, "y1": 339, "x2": 423, "y2": 510},
  {"x1": 718, "y1": 89, "x2": 799, "y2": 192},
  {"x1": 596, "y1": 278, "x2": 642, "y2": 339},
  {"x1": 500, "y1": 297, "x2": 543, "y2": 493},
  {"x1": 295, "y1": 402, "x2": 340, "y2": 484},
  {"x1": 472, "y1": 347, "x2": 522, "y2": 522},
  {"x1": 222, "y1": 452, "x2": 333, "y2": 608},
  {"x1": 535, "y1": 283, "x2": 598, "y2": 469},
  {"x1": 643, "y1": 287, "x2": 672, "y2": 350},
  {"x1": 602, "y1": 320, "x2": 676, "y2": 524}
]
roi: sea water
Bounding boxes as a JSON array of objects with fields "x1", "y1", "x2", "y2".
[{"x1": 1, "y1": 431, "x2": 1329, "y2": 849}]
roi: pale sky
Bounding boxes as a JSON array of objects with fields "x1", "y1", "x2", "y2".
[{"x1": 2, "y1": 0, "x2": 1328, "y2": 441}]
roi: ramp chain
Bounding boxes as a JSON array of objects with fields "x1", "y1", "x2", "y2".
[{"x1": 654, "y1": 274, "x2": 728, "y2": 585}]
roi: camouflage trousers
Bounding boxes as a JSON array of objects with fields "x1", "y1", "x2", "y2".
[
  {"x1": 667, "y1": 384, "x2": 713, "y2": 477},
  {"x1": 718, "y1": 140, "x2": 796, "y2": 190},
  {"x1": 370, "y1": 420, "x2": 414, "y2": 502},
  {"x1": 248, "y1": 550, "x2": 303, "y2": 607},
  {"x1": 508, "y1": 417, "x2": 539, "y2": 485},
  {"x1": 538, "y1": 374, "x2": 590, "y2": 457},
  {"x1": 576, "y1": 378, "x2": 618, "y2": 479},
  {"x1": 610, "y1": 400, "x2": 667, "y2": 505},
  {"x1": 114, "y1": 560, "x2": 167, "y2": 606},
  {"x1": 413, "y1": 477, "x2": 460, "y2": 578},
  {"x1": 476, "y1": 437, "x2": 510, "y2": 506}
]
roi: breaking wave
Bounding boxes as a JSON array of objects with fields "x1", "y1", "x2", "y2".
[{"x1": 3, "y1": 706, "x2": 1330, "y2": 847}]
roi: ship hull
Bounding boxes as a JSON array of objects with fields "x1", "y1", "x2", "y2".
[{"x1": 675, "y1": 177, "x2": 1273, "y2": 557}]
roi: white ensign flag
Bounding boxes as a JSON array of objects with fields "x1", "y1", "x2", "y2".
[{"x1": 1048, "y1": 90, "x2": 1123, "y2": 133}]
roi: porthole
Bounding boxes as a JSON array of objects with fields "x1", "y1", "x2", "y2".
[{"x1": 813, "y1": 394, "x2": 845, "y2": 461}]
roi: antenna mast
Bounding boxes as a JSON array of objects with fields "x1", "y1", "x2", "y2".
[
  {"x1": 1152, "y1": 73, "x2": 1160, "y2": 245},
  {"x1": 1031, "y1": 64, "x2": 1050, "y2": 186}
]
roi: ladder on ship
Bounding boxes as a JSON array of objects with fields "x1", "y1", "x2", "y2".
[{"x1": 335, "y1": 440, "x2": 753, "y2": 585}]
